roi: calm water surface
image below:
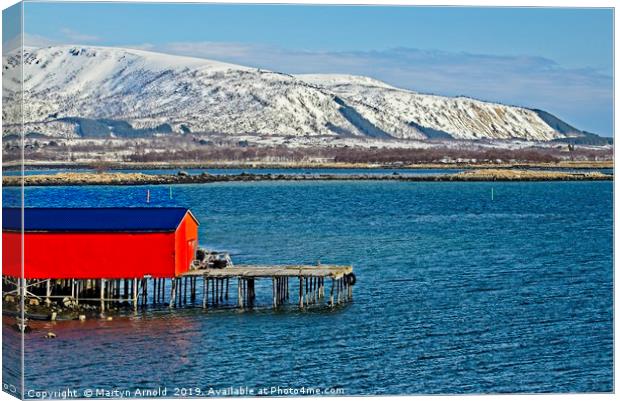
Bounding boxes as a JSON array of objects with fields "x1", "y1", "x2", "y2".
[{"x1": 2, "y1": 179, "x2": 613, "y2": 395}]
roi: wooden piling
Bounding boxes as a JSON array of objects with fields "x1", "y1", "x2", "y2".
[
  {"x1": 212, "y1": 278, "x2": 216, "y2": 305},
  {"x1": 143, "y1": 278, "x2": 148, "y2": 306},
  {"x1": 202, "y1": 277, "x2": 208, "y2": 308},
  {"x1": 237, "y1": 278, "x2": 243, "y2": 308},
  {"x1": 45, "y1": 279, "x2": 51, "y2": 306},
  {"x1": 272, "y1": 278, "x2": 277, "y2": 308},
  {"x1": 285, "y1": 277, "x2": 289, "y2": 301},
  {"x1": 348, "y1": 280, "x2": 352, "y2": 300},
  {"x1": 299, "y1": 276, "x2": 304, "y2": 308},
  {"x1": 191, "y1": 277, "x2": 197, "y2": 302},
  {"x1": 170, "y1": 278, "x2": 177, "y2": 308},
  {"x1": 161, "y1": 279, "x2": 166, "y2": 304},
  {"x1": 132, "y1": 278, "x2": 138, "y2": 310},
  {"x1": 247, "y1": 278, "x2": 256, "y2": 307},
  {"x1": 100, "y1": 279, "x2": 105, "y2": 312}
]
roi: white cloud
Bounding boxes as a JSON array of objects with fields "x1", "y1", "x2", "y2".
[
  {"x1": 3, "y1": 33, "x2": 59, "y2": 54},
  {"x1": 59, "y1": 28, "x2": 100, "y2": 43}
]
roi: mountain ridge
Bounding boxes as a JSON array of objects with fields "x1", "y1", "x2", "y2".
[{"x1": 2, "y1": 45, "x2": 605, "y2": 145}]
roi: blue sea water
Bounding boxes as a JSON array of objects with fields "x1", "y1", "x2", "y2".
[{"x1": 2, "y1": 178, "x2": 613, "y2": 395}]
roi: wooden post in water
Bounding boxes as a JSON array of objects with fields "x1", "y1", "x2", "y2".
[
  {"x1": 170, "y1": 278, "x2": 177, "y2": 308},
  {"x1": 247, "y1": 279, "x2": 251, "y2": 306},
  {"x1": 337, "y1": 278, "x2": 342, "y2": 304},
  {"x1": 156, "y1": 278, "x2": 160, "y2": 304},
  {"x1": 225, "y1": 278, "x2": 229, "y2": 301},
  {"x1": 100, "y1": 279, "x2": 105, "y2": 312},
  {"x1": 237, "y1": 278, "x2": 243, "y2": 308},
  {"x1": 189, "y1": 277, "x2": 196, "y2": 303},
  {"x1": 212, "y1": 278, "x2": 216, "y2": 305},
  {"x1": 162, "y1": 279, "x2": 166, "y2": 304},
  {"x1": 272, "y1": 278, "x2": 277, "y2": 308},
  {"x1": 131, "y1": 278, "x2": 137, "y2": 310},
  {"x1": 299, "y1": 276, "x2": 304, "y2": 308},
  {"x1": 45, "y1": 279, "x2": 51, "y2": 306},
  {"x1": 285, "y1": 277, "x2": 289, "y2": 301},
  {"x1": 329, "y1": 278, "x2": 335, "y2": 307},
  {"x1": 202, "y1": 277, "x2": 208, "y2": 308},
  {"x1": 313, "y1": 277, "x2": 318, "y2": 304},
  {"x1": 279, "y1": 278, "x2": 284, "y2": 304},
  {"x1": 304, "y1": 277, "x2": 309, "y2": 306},
  {"x1": 143, "y1": 278, "x2": 148, "y2": 306},
  {"x1": 348, "y1": 279, "x2": 353, "y2": 300},
  {"x1": 243, "y1": 279, "x2": 247, "y2": 307}
]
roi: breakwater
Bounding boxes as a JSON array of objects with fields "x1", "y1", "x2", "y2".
[{"x1": 2, "y1": 169, "x2": 612, "y2": 187}]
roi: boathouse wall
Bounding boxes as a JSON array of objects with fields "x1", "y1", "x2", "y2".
[
  {"x1": 174, "y1": 217, "x2": 199, "y2": 277},
  {"x1": 2, "y1": 208, "x2": 199, "y2": 279}
]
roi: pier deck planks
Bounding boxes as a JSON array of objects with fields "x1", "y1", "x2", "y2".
[{"x1": 181, "y1": 265, "x2": 352, "y2": 279}]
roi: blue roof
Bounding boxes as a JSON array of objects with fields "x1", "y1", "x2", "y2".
[{"x1": 2, "y1": 208, "x2": 198, "y2": 232}]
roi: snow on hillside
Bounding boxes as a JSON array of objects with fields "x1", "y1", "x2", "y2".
[{"x1": 2, "y1": 45, "x2": 587, "y2": 143}]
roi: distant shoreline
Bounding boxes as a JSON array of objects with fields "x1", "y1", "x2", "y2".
[
  {"x1": 2, "y1": 169, "x2": 612, "y2": 187},
  {"x1": 1, "y1": 160, "x2": 614, "y2": 171}
]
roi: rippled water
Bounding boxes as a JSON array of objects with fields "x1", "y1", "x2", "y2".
[{"x1": 2, "y1": 179, "x2": 613, "y2": 395}]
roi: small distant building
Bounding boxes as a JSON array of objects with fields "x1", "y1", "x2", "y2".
[{"x1": 2, "y1": 207, "x2": 199, "y2": 279}]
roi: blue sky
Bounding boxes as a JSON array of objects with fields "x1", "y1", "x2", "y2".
[{"x1": 5, "y1": 2, "x2": 615, "y2": 136}]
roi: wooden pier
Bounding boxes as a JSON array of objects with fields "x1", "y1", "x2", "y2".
[
  {"x1": 2, "y1": 264, "x2": 355, "y2": 320},
  {"x1": 182, "y1": 264, "x2": 354, "y2": 309}
]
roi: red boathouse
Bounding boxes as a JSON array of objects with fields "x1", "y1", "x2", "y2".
[{"x1": 2, "y1": 207, "x2": 199, "y2": 279}]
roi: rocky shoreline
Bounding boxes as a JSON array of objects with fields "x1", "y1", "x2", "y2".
[
  {"x1": 2, "y1": 160, "x2": 614, "y2": 171},
  {"x1": 2, "y1": 169, "x2": 612, "y2": 187}
]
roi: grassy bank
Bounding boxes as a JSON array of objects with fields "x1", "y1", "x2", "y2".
[{"x1": 2, "y1": 159, "x2": 614, "y2": 171}]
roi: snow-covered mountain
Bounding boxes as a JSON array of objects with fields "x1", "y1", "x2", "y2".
[{"x1": 2, "y1": 45, "x2": 596, "y2": 143}]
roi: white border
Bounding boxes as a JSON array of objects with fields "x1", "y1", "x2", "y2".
[{"x1": 0, "y1": 1, "x2": 616, "y2": 401}]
